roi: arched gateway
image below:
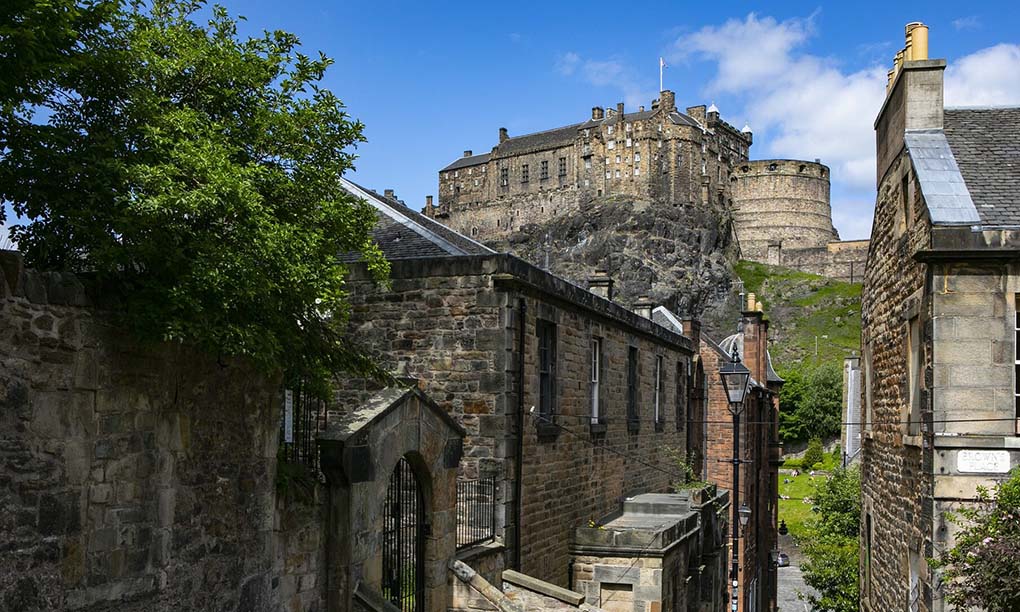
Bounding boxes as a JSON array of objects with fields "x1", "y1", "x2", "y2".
[{"x1": 383, "y1": 456, "x2": 426, "y2": 611}]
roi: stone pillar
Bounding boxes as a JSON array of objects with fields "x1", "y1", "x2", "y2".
[
  {"x1": 633, "y1": 295, "x2": 654, "y2": 320},
  {"x1": 586, "y1": 269, "x2": 614, "y2": 301}
]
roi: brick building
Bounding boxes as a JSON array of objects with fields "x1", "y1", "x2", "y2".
[
  {"x1": 860, "y1": 23, "x2": 1020, "y2": 612},
  {"x1": 426, "y1": 91, "x2": 751, "y2": 242},
  {"x1": 654, "y1": 297, "x2": 782, "y2": 612},
  {"x1": 339, "y1": 179, "x2": 728, "y2": 610}
]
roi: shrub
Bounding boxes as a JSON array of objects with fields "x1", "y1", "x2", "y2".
[
  {"x1": 783, "y1": 458, "x2": 804, "y2": 469},
  {"x1": 803, "y1": 437, "x2": 824, "y2": 469}
]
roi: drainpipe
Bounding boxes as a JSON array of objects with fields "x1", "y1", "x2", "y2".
[{"x1": 514, "y1": 297, "x2": 526, "y2": 570}]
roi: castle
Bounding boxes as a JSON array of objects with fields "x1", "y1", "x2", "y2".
[{"x1": 424, "y1": 90, "x2": 869, "y2": 283}]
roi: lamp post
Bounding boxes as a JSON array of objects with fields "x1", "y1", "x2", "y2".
[{"x1": 719, "y1": 344, "x2": 751, "y2": 611}]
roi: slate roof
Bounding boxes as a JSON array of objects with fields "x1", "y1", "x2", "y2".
[
  {"x1": 903, "y1": 130, "x2": 980, "y2": 226},
  {"x1": 339, "y1": 178, "x2": 495, "y2": 260},
  {"x1": 943, "y1": 108, "x2": 1020, "y2": 227},
  {"x1": 441, "y1": 152, "x2": 491, "y2": 172},
  {"x1": 319, "y1": 385, "x2": 466, "y2": 443}
]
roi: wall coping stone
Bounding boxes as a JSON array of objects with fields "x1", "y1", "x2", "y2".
[{"x1": 501, "y1": 570, "x2": 585, "y2": 606}]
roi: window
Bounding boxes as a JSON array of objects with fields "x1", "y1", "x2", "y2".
[
  {"x1": 900, "y1": 172, "x2": 912, "y2": 233},
  {"x1": 1014, "y1": 296, "x2": 1020, "y2": 434},
  {"x1": 454, "y1": 170, "x2": 459, "y2": 178},
  {"x1": 627, "y1": 347, "x2": 639, "y2": 429},
  {"x1": 908, "y1": 549, "x2": 922, "y2": 612},
  {"x1": 605, "y1": 171, "x2": 611, "y2": 179},
  {"x1": 558, "y1": 157, "x2": 567, "y2": 177},
  {"x1": 654, "y1": 356, "x2": 663, "y2": 425},
  {"x1": 471, "y1": 227, "x2": 478, "y2": 237},
  {"x1": 701, "y1": 160, "x2": 707, "y2": 175},
  {"x1": 677, "y1": 152, "x2": 682, "y2": 167},
  {"x1": 591, "y1": 339, "x2": 602, "y2": 423},
  {"x1": 607, "y1": 125, "x2": 614, "y2": 135},
  {"x1": 906, "y1": 316, "x2": 922, "y2": 436},
  {"x1": 616, "y1": 155, "x2": 621, "y2": 163},
  {"x1": 584, "y1": 128, "x2": 590, "y2": 138},
  {"x1": 634, "y1": 152, "x2": 641, "y2": 162},
  {"x1": 634, "y1": 167, "x2": 640, "y2": 176},
  {"x1": 500, "y1": 167, "x2": 509, "y2": 187},
  {"x1": 615, "y1": 169, "x2": 621, "y2": 178},
  {"x1": 625, "y1": 138, "x2": 632, "y2": 147},
  {"x1": 521, "y1": 164, "x2": 529, "y2": 183},
  {"x1": 864, "y1": 343, "x2": 874, "y2": 431},
  {"x1": 676, "y1": 360, "x2": 687, "y2": 430},
  {"x1": 625, "y1": 122, "x2": 632, "y2": 132},
  {"x1": 585, "y1": 158, "x2": 592, "y2": 170},
  {"x1": 608, "y1": 140, "x2": 616, "y2": 150},
  {"x1": 537, "y1": 320, "x2": 557, "y2": 419},
  {"x1": 539, "y1": 160, "x2": 549, "y2": 180}
]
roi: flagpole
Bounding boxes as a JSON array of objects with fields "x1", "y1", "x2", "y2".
[{"x1": 659, "y1": 57, "x2": 663, "y2": 92}]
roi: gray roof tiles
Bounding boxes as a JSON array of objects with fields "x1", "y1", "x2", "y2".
[
  {"x1": 339, "y1": 178, "x2": 495, "y2": 260},
  {"x1": 943, "y1": 108, "x2": 1020, "y2": 227},
  {"x1": 904, "y1": 130, "x2": 981, "y2": 226},
  {"x1": 441, "y1": 152, "x2": 491, "y2": 172}
]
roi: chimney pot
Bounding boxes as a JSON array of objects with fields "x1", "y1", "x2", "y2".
[
  {"x1": 425, "y1": 195, "x2": 433, "y2": 208},
  {"x1": 384, "y1": 189, "x2": 395, "y2": 199},
  {"x1": 499, "y1": 127, "x2": 509, "y2": 143},
  {"x1": 587, "y1": 268, "x2": 615, "y2": 301},
  {"x1": 639, "y1": 105, "x2": 645, "y2": 112},
  {"x1": 634, "y1": 295, "x2": 654, "y2": 320},
  {"x1": 592, "y1": 106, "x2": 604, "y2": 120},
  {"x1": 463, "y1": 150, "x2": 473, "y2": 158}
]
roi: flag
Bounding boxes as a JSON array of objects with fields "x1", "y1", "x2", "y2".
[{"x1": 660, "y1": 57, "x2": 667, "y2": 69}]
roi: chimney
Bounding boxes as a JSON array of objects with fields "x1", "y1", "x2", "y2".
[
  {"x1": 660, "y1": 90, "x2": 676, "y2": 111},
  {"x1": 592, "y1": 106, "x2": 604, "y2": 120},
  {"x1": 633, "y1": 295, "x2": 654, "y2": 320},
  {"x1": 384, "y1": 189, "x2": 395, "y2": 199},
  {"x1": 875, "y1": 22, "x2": 944, "y2": 186},
  {"x1": 680, "y1": 317, "x2": 701, "y2": 346},
  {"x1": 639, "y1": 105, "x2": 645, "y2": 112},
  {"x1": 499, "y1": 127, "x2": 509, "y2": 143},
  {"x1": 463, "y1": 150, "x2": 473, "y2": 158},
  {"x1": 587, "y1": 268, "x2": 614, "y2": 301},
  {"x1": 617, "y1": 102, "x2": 624, "y2": 117},
  {"x1": 686, "y1": 105, "x2": 707, "y2": 127},
  {"x1": 425, "y1": 195, "x2": 433, "y2": 210},
  {"x1": 741, "y1": 297, "x2": 767, "y2": 384}
]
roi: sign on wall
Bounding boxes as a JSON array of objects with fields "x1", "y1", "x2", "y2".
[
  {"x1": 957, "y1": 449, "x2": 1011, "y2": 474},
  {"x1": 284, "y1": 389, "x2": 294, "y2": 444}
]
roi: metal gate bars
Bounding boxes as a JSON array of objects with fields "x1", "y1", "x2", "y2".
[{"x1": 383, "y1": 456, "x2": 425, "y2": 611}]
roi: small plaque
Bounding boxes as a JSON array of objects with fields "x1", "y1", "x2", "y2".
[{"x1": 957, "y1": 450, "x2": 1011, "y2": 474}]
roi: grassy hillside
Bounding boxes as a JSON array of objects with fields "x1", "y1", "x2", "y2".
[{"x1": 733, "y1": 260, "x2": 861, "y2": 368}]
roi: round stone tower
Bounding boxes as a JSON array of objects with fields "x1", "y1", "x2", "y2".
[{"x1": 730, "y1": 159, "x2": 837, "y2": 264}]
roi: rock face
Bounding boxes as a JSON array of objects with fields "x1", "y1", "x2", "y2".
[{"x1": 490, "y1": 193, "x2": 737, "y2": 319}]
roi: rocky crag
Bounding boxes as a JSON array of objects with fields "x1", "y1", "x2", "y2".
[{"x1": 488, "y1": 193, "x2": 738, "y2": 323}]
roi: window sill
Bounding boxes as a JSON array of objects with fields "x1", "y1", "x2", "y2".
[{"x1": 536, "y1": 422, "x2": 560, "y2": 442}]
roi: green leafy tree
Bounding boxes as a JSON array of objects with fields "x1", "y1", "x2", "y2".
[
  {"x1": 931, "y1": 469, "x2": 1020, "y2": 612},
  {"x1": 800, "y1": 465, "x2": 861, "y2": 612},
  {"x1": 802, "y1": 437, "x2": 824, "y2": 470},
  {"x1": 779, "y1": 362, "x2": 843, "y2": 443},
  {"x1": 0, "y1": 0, "x2": 388, "y2": 384}
]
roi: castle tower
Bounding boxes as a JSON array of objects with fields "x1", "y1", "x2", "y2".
[{"x1": 730, "y1": 159, "x2": 837, "y2": 263}]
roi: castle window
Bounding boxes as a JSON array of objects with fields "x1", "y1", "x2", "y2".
[
  {"x1": 454, "y1": 170, "x2": 459, "y2": 178},
  {"x1": 625, "y1": 123, "x2": 632, "y2": 132},
  {"x1": 584, "y1": 179, "x2": 590, "y2": 187},
  {"x1": 768, "y1": 163, "x2": 777, "y2": 171},
  {"x1": 905, "y1": 315, "x2": 922, "y2": 437},
  {"x1": 676, "y1": 360, "x2": 687, "y2": 431},
  {"x1": 482, "y1": 166, "x2": 486, "y2": 173},
  {"x1": 634, "y1": 167, "x2": 640, "y2": 176},
  {"x1": 625, "y1": 138, "x2": 632, "y2": 147},
  {"x1": 701, "y1": 160, "x2": 707, "y2": 175},
  {"x1": 615, "y1": 169, "x2": 621, "y2": 178},
  {"x1": 500, "y1": 167, "x2": 509, "y2": 187},
  {"x1": 627, "y1": 346, "x2": 639, "y2": 430},
  {"x1": 658, "y1": 140, "x2": 663, "y2": 148},
  {"x1": 677, "y1": 153, "x2": 683, "y2": 167},
  {"x1": 607, "y1": 125, "x2": 614, "y2": 135},
  {"x1": 605, "y1": 171, "x2": 611, "y2": 179},
  {"x1": 701, "y1": 141, "x2": 707, "y2": 153},
  {"x1": 521, "y1": 164, "x2": 529, "y2": 183},
  {"x1": 471, "y1": 227, "x2": 478, "y2": 236},
  {"x1": 634, "y1": 152, "x2": 641, "y2": 162},
  {"x1": 654, "y1": 355, "x2": 663, "y2": 425},
  {"x1": 616, "y1": 155, "x2": 621, "y2": 164},
  {"x1": 540, "y1": 160, "x2": 549, "y2": 180},
  {"x1": 584, "y1": 128, "x2": 590, "y2": 138},
  {"x1": 608, "y1": 140, "x2": 616, "y2": 150},
  {"x1": 585, "y1": 158, "x2": 592, "y2": 170},
  {"x1": 474, "y1": 179, "x2": 479, "y2": 186},
  {"x1": 558, "y1": 157, "x2": 567, "y2": 177},
  {"x1": 590, "y1": 338, "x2": 602, "y2": 423}
]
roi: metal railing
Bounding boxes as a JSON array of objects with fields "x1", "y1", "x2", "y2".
[
  {"x1": 279, "y1": 383, "x2": 327, "y2": 480},
  {"x1": 456, "y1": 476, "x2": 497, "y2": 549}
]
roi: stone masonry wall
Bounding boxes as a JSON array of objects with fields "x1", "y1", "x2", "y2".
[
  {"x1": 0, "y1": 254, "x2": 283, "y2": 612},
  {"x1": 859, "y1": 152, "x2": 934, "y2": 612},
  {"x1": 343, "y1": 256, "x2": 695, "y2": 589}
]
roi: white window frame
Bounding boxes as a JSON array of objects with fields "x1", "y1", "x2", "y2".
[{"x1": 608, "y1": 140, "x2": 616, "y2": 150}]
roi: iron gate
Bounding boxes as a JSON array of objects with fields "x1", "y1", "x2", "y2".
[{"x1": 383, "y1": 457, "x2": 425, "y2": 611}]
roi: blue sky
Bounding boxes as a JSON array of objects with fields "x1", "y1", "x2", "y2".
[{"x1": 4, "y1": 1, "x2": 1020, "y2": 243}]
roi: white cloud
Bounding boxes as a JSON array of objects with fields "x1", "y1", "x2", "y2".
[
  {"x1": 945, "y1": 43, "x2": 1020, "y2": 106},
  {"x1": 673, "y1": 14, "x2": 1020, "y2": 239},
  {"x1": 555, "y1": 52, "x2": 655, "y2": 110},
  {"x1": 952, "y1": 16, "x2": 981, "y2": 31}
]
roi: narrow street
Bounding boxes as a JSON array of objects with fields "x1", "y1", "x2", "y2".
[{"x1": 776, "y1": 533, "x2": 818, "y2": 612}]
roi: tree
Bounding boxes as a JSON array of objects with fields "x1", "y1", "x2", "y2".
[
  {"x1": 779, "y1": 362, "x2": 843, "y2": 443},
  {"x1": 0, "y1": 0, "x2": 388, "y2": 385},
  {"x1": 931, "y1": 469, "x2": 1020, "y2": 612},
  {"x1": 800, "y1": 465, "x2": 860, "y2": 612}
]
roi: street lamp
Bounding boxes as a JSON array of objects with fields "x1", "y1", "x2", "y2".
[{"x1": 719, "y1": 344, "x2": 751, "y2": 612}]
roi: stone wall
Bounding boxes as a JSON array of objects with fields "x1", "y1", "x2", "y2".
[
  {"x1": 0, "y1": 253, "x2": 284, "y2": 611},
  {"x1": 775, "y1": 240, "x2": 870, "y2": 284},
  {"x1": 859, "y1": 151, "x2": 934, "y2": 612},
  {"x1": 343, "y1": 255, "x2": 696, "y2": 588}
]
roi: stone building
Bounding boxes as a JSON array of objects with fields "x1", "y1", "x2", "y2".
[
  {"x1": 860, "y1": 23, "x2": 1020, "y2": 612},
  {"x1": 339, "y1": 180, "x2": 729, "y2": 611},
  {"x1": 664, "y1": 296, "x2": 782, "y2": 612},
  {"x1": 730, "y1": 160, "x2": 870, "y2": 283},
  {"x1": 426, "y1": 91, "x2": 751, "y2": 242}
]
